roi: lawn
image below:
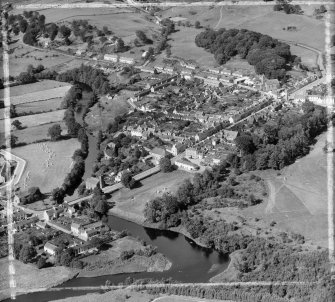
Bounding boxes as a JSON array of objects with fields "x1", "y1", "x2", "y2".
[
  {"x1": 109, "y1": 170, "x2": 194, "y2": 223},
  {"x1": 11, "y1": 139, "x2": 80, "y2": 193},
  {"x1": 0, "y1": 258, "x2": 77, "y2": 301}
]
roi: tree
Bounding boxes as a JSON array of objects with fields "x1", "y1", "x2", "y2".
[
  {"x1": 159, "y1": 156, "x2": 174, "y2": 173},
  {"x1": 17, "y1": 71, "x2": 36, "y2": 84},
  {"x1": 52, "y1": 187, "x2": 65, "y2": 204},
  {"x1": 121, "y1": 172, "x2": 136, "y2": 189},
  {"x1": 10, "y1": 135, "x2": 18, "y2": 148},
  {"x1": 136, "y1": 30, "x2": 148, "y2": 43},
  {"x1": 235, "y1": 135, "x2": 255, "y2": 155},
  {"x1": 11, "y1": 120, "x2": 22, "y2": 130},
  {"x1": 95, "y1": 199, "x2": 109, "y2": 216},
  {"x1": 19, "y1": 245, "x2": 36, "y2": 263},
  {"x1": 59, "y1": 25, "x2": 71, "y2": 38},
  {"x1": 48, "y1": 124, "x2": 62, "y2": 141},
  {"x1": 19, "y1": 19, "x2": 28, "y2": 33},
  {"x1": 37, "y1": 257, "x2": 46, "y2": 269},
  {"x1": 115, "y1": 38, "x2": 125, "y2": 52},
  {"x1": 195, "y1": 21, "x2": 201, "y2": 28}
]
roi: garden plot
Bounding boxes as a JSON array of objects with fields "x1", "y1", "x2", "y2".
[{"x1": 11, "y1": 139, "x2": 80, "y2": 193}]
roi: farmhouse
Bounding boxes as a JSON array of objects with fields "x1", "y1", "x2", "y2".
[
  {"x1": 171, "y1": 143, "x2": 186, "y2": 156},
  {"x1": 86, "y1": 177, "x2": 100, "y2": 190},
  {"x1": 186, "y1": 148, "x2": 204, "y2": 159},
  {"x1": 44, "y1": 242, "x2": 58, "y2": 256}
]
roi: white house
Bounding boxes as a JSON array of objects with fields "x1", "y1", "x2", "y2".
[
  {"x1": 104, "y1": 54, "x2": 119, "y2": 62},
  {"x1": 119, "y1": 57, "x2": 135, "y2": 64},
  {"x1": 85, "y1": 177, "x2": 100, "y2": 190},
  {"x1": 175, "y1": 158, "x2": 199, "y2": 171},
  {"x1": 44, "y1": 242, "x2": 58, "y2": 256}
]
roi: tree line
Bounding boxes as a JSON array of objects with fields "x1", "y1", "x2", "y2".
[
  {"x1": 233, "y1": 101, "x2": 328, "y2": 171},
  {"x1": 195, "y1": 28, "x2": 297, "y2": 80}
]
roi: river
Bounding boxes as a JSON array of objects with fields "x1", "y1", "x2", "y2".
[{"x1": 3, "y1": 92, "x2": 230, "y2": 301}]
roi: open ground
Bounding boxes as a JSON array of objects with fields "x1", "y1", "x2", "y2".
[
  {"x1": 109, "y1": 170, "x2": 194, "y2": 223},
  {"x1": 11, "y1": 139, "x2": 80, "y2": 193},
  {"x1": 243, "y1": 132, "x2": 330, "y2": 248},
  {"x1": 0, "y1": 258, "x2": 78, "y2": 301}
]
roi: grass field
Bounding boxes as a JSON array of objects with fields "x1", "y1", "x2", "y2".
[
  {"x1": 169, "y1": 27, "x2": 217, "y2": 67},
  {"x1": 85, "y1": 92, "x2": 130, "y2": 133},
  {"x1": 2, "y1": 86, "x2": 71, "y2": 106},
  {"x1": 11, "y1": 139, "x2": 80, "y2": 193},
  {"x1": 243, "y1": 132, "x2": 329, "y2": 248},
  {"x1": 10, "y1": 110, "x2": 65, "y2": 129},
  {"x1": 109, "y1": 170, "x2": 194, "y2": 223},
  {"x1": 0, "y1": 122, "x2": 68, "y2": 146},
  {"x1": 15, "y1": 97, "x2": 63, "y2": 115},
  {"x1": 0, "y1": 80, "x2": 70, "y2": 99},
  {"x1": 0, "y1": 258, "x2": 77, "y2": 301}
]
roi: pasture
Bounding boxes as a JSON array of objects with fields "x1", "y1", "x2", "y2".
[
  {"x1": 15, "y1": 97, "x2": 63, "y2": 115},
  {"x1": 2, "y1": 86, "x2": 71, "y2": 106},
  {"x1": 11, "y1": 139, "x2": 80, "y2": 193},
  {"x1": 0, "y1": 122, "x2": 68, "y2": 146},
  {"x1": 109, "y1": 170, "x2": 194, "y2": 223},
  {"x1": 10, "y1": 110, "x2": 65, "y2": 129},
  {"x1": 243, "y1": 132, "x2": 329, "y2": 248}
]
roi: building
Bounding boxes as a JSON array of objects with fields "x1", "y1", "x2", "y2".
[
  {"x1": 44, "y1": 242, "x2": 58, "y2": 256},
  {"x1": 223, "y1": 130, "x2": 239, "y2": 143},
  {"x1": 185, "y1": 148, "x2": 204, "y2": 159},
  {"x1": 150, "y1": 147, "x2": 168, "y2": 163},
  {"x1": 119, "y1": 57, "x2": 135, "y2": 64},
  {"x1": 43, "y1": 207, "x2": 64, "y2": 222},
  {"x1": 104, "y1": 54, "x2": 119, "y2": 62},
  {"x1": 104, "y1": 142, "x2": 116, "y2": 159},
  {"x1": 86, "y1": 177, "x2": 100, "y2": 190},
  {"x1": 171, "y1": 143, "x2": 186, "y2": 156},
  {"x1": 175, "y1": 158, "x2": 199, "y2": 171}
]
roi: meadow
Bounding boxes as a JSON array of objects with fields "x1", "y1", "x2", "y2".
[
  {"x1": 11, "y1": 139, "x2": 80, "y2": 193},
  {"x1": 15, "y1": 97, "x2": 63, "y2": 115}
]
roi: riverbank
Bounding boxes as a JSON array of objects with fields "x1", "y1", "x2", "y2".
[
  {"x1": 108, "y1": 208, "x2": 208, "y2": 248},
  {"x1": 0, "y1": 258, "x2": 79, "y2": 301},
  {"x1": 78, "y1": 236, "x2": 172, "y2": 278}
]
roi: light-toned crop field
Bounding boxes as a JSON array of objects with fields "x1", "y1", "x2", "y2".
[
  {"x1": 11, "y1": 109, "x2": 65, "y2": 129},
  {"x1": 11, "y1": 139, "x2": 80, "y2": 193},
  {"x1": 2, "y1": 86, "x2": 71, "y2": 106},
  {"x1": 15, "y1": 97, "x2": 63, "y2": 115}
]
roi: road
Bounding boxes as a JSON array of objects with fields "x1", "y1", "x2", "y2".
[{"x1": 0, "y1": 150, "x2": 26, "y2": 189}]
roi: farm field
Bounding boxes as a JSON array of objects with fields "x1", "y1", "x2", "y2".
[
  {"x1": 109, "y1": 170, "x2": 194, "y2": 223},
  {"x1": 1, "y1": 86, "x2": 71, "y2": 106},
  {"x1": 15, "y1": 97, "x2": 63, "y2": 115},
  {"x1": 289, "y1": 45, "x2": 319, "y2": 69},
  {"x1": 243, "y1": 132, "x2": 329, "y2": 248},
  {"x1": 11, "y1": 139, "x2": 80, "y2": 193},
  {"x1": 0, "y1": 80, "x2": 70, "y2": 98},
  {"x1": 10, "y1": 110, "x2": 65, "y2": 129},
  {"x1": 169, "y1": 27, "x2": 217, "y2": 67},
  {"x1": 5, "y1": 42, "x2": 74, "y2": 77},
  {"x1": 32, "y1": 8, "x2": 159, "y2": 39},
  {"x1": 0, "y1": 121, "x2": 68, "y2": 146}
]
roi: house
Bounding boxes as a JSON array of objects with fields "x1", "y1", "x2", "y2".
[
  {"x1": 223, "y1": 130, "x2": 239, "y2": 143},
  {"x1": 13, "y1": 217, "x2": 38, "y2": 232},
  {"x1": 150, "y1": 147, "x2": 168, "y2": 163},
  {"x1": 119, "y1": 57, "x2": 135, "y2": 64},
  {"x1": 65, "y1": 206, "x2": 76, "y2": 218},
  {"x1": 43, "y1": 207, "x2": 64, "y2": 222},
  {"x1": 71, "y1": 222, "x2": 83, "y2": 236},
  {"x1": 73, "y1": 243, "x2": 98, "y2": 256},
  {"x1": 77, "y1": 221, "x2": 105, "y2": 241},
  {"x1": 104, "y1": 54, "x2": 119, "y2": 62},
  {"x1": 185, "y1": 148, "x2": 203, "y2": 159},
  {"x1": 44, "y1": 242, "x2": 58, "y2": 256},
  {"x1": 86, "y1": 177, "x2": 100, "y2": 190},
  {"x1": 175, "y1": 158, "x2": 199, "y2": 171},
  {"x1": 171, "y1": 143, "x2": 186, "y2": 156}
]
